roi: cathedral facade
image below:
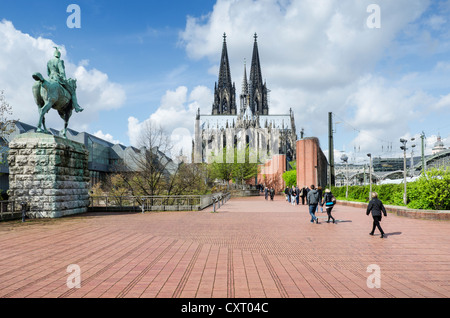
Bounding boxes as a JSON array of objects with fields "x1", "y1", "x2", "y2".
[{"x1": 193, "y1": 33, "x2": 297, "y2": 167}]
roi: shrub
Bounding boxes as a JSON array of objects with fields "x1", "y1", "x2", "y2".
[{"x1": 331, "y1": 167, "x2": 450, "y2": 210}]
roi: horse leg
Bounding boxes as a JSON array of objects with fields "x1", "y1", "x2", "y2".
[
  {"x1": 58, "y1": 108, "x2": 72, "y2": 139},
  {"x1": 36, "y1": 102, "x2": 52, "y2": 133}
]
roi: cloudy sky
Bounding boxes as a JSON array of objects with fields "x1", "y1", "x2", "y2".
[{"x1": 1, "y1": 0, "x2": 449, "y2": 164}]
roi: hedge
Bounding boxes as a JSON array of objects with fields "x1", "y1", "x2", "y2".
[{"x1": 330, "y1": 167, "x2": 450, "y2": 210}]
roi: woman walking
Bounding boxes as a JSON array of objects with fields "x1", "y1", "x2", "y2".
[
  {"x1": 323, "y1": 189, "x2": 335, "y2": 223},
  {"x1": 366, "y1": 192, "x2": 387, "y2": 238},
  {"x1": 291, "y1": 186, "x2": 297, "y2": 206}
]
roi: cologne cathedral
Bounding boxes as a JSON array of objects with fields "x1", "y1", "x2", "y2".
[{"x1": 193, "y1": 33, "x2": 297, "y2": 165}]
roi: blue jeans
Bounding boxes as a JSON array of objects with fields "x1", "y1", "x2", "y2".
[{"x1": 309, "y1": 204, "x2": 318, "y2": 222}]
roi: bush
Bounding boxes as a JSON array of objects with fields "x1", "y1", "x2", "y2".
[{"x1": 331, "y1": 167, "x2": 450, "y2": 210}]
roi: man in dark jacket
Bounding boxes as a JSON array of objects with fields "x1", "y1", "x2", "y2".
[
  {"x1": 366, "y1": 192, "x2": 387, "y2": 238},
  {"x1": 307, "y1": 185, "x2": 320, "y2": 224}
]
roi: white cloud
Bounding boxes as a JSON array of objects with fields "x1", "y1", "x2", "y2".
[
  {"x1": 178, "y1": 0, "x2": 437, "y2": 163},
  {"x1": 93, "y1": 130, "x2": 121, "y2": 145},
  {"x1": 127, "y1": 85, "x2": 213, "y2": 159},
  {"x1": 0, "y1": 19, "x2": 126, "y2": 133}
]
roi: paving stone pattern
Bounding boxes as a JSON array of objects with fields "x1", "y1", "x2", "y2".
[{"x1": 0, "y1": 195, "x2": 449, "y2": 298}]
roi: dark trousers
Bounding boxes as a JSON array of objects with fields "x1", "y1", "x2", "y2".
[
  {"x1": 371, "y1": 216, "x2": 384, "y2": 235},
  {"x1": 326, "y1": 206, "x2": 334, "y2": 222}
]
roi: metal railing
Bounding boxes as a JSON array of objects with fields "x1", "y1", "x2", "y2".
[
  {"x1": 89, "y1": 193, "x2": 231, "y2": 212},
  {"x1": 0, "y1": 200, "x2": 20, "y2": 221},
  {"x1": 211, "y1": 192, "x2": 232, "y2": 213}
]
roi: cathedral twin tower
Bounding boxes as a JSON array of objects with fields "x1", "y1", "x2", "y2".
[{"x1": 212, "y1": 33, "x2": 269, "y2": 116}]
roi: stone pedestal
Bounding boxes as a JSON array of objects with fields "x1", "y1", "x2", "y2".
[{"x1": 8, "y1": 132, "x2": 90, "y2": 218}]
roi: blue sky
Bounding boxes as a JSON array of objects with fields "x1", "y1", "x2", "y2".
[{"x1": 1, "y1": 0, "x2": 450, "y2": 164}]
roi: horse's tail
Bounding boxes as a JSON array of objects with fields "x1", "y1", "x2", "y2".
[{"x1": 32, "y1": 80, "x2": 44, "y2": 108}]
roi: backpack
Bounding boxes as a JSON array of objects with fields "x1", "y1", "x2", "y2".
[{"x1": 325, "y1": 193, "x2": 336, "y2": 206}]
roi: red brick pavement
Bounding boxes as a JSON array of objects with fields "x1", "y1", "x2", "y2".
[{"x1": 0, "y1": 194, "x2": 449, "y2": 299}]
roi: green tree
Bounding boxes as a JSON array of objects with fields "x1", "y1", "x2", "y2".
[
  {"x1": 282, "y1": 170, "x2": 297, "y2": 187},
  {"x1": 208, "y1": 145, "x2": 258, "y2": 185}
]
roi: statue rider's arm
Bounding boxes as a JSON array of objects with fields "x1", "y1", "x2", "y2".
[{"x1": 58, "y1": 60, "x2": 67, "y2": 79}]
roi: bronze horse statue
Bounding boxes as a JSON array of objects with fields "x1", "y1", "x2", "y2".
[
  {"x1": 32, "y1": 72, "x2": 78, "y2": 138},
  {"x1": 31, "y1": 47, "x2": 83, "y2": 138}
]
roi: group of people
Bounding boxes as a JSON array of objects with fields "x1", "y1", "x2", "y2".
[
  {"x1": 262, "y1": 184, "x2": 388, "y2": 237},
  {"x1": 280, "y1": 184, "x2": 336, "y2": 224},
  {"x1": 283, "y1": 185, "x2": 311, "y2": 206},
  {"x1": 263, "y1": 186, "x2": 276, "y2": 201}
]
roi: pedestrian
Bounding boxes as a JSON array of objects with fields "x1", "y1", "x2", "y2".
[
  {"x1": 323, "y1": 189, "x2": 335, "y2": 223},
  {"x1": 366, "y1": 192, "x2": 387, "y2": 238},
  {"x1": 301, "y1": 186, "x2": 307, "y2": 205},
  {"x1": 264, "y1": 186, "x2": 268, "y2": 200},
  {"x1": 270, "y1": 187, "x2": 275, "y2": 201},
  {"x1": 295, "y1": 185, "x2": 300, "y2": 205},
  {"x1": 291, "y1": 186, "x2": 297, "y2": 206},
  {"x1": 284, "y1": 186, "x2": 290, "y2": 202},
  {"x1": 316, "y1": 186, "x2": 323, "y2": 213},
  {"x1": 307, "y1": 184, "x2": 320, "y2": 224}
]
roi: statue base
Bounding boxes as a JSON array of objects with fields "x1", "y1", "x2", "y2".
[{"x1": 8, "y1": 132, "x2": 90, "y2": 218}]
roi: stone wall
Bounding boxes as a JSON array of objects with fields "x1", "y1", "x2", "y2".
[{"x1": 8, "y1": 132, "x2": 90, "y2": 218}]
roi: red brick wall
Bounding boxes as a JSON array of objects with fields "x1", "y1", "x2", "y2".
[
  {"x1": 257, "y1": 154, "x2": 286, "y2": 192},
  {"x1": 296, "y1": 138, "x2": 328, "y2": 188}
]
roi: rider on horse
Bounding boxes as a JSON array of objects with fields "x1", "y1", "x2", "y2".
[{"x1": 47, "y1": 47, "x2": 83, "y2": 113}]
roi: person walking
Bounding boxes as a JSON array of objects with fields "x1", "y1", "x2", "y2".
[
  {"x1": 366, "y1": 192, "x2": 387, "y2": 238},
  {"x1": 291, "y1": 186, "x2": 297, "y2": 206},
  {"x1": 284, "y1": 186, "x2": 290, "y2": 202},
  {"x1": 323, "y1": 189, "x2": 335, "y2": 223},
  {"x1": 316, "y1": 186, "x2": 324, "y2": 213},
  {"x1": 295, "y1": 185, "x2": 300, "y2": 205},
  {"x1": 264, "y1": 186, "x2": 268, "y2": 200},
  {"x1": 301, "y1": 186, "x2": 307, "y2": 205},
  {"x1": 270, "y1": 187, "x2": 275, "y2": 201},
  {"x1": 307, "y1": 185, "x2": 320, "y2": 224}
]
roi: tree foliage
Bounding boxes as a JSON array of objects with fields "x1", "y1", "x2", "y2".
[
  {"x1": 282, "y1": 170, "x2": 297, "y2": 187},
  {"x1": 208, "y1": 145, "x2": 258, "y2": 184}
]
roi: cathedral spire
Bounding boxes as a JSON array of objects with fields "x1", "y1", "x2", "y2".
[
  {"x1": 240, "y1": 59, "x2": 251, "y2": 115},
  {"x1": 212, "y1": 32, "x2": 237, "y2": 115},
  {"x1": 242, "y1": 58, "x2": 248, "y2": 95},
  {"x1": 249, "y1": 33, "x2": 269, "y2": 115}
]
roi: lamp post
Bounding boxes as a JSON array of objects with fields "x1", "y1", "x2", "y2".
[
  {"x1": 341, "y1": 154, "x2": 349, "y2": 198},
  {"x1": 409, "y1": 137, "x2": 416, "y2": 177},
  {"x1": 400, "y1": 138, "x2": 408, "y2": 205},
  {"x1": 367, "y1": 153, "x2": 372, "y2": 201}
]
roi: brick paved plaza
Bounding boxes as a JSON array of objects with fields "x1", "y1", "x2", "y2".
[{"x1": 0, "y1": 194, "x2": 449, "y2": 300}]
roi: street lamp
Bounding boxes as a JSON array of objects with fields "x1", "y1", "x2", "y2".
[
  {"x1": 341, "y1": 154, "x2": 349, "y2": 198},
  {"x1": 409, "y1": 137, "x2": 416, "y2": 177},
  {"x1": 400, "y1": 138, "x2": 408, "y2": 205},
  {"x1": 367, "y1": 153, "x2": 372, "y2": 201}
]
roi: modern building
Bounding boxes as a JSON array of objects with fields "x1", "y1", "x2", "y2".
[{"x1": 0, "y1": 121, "x2": 179, "y2": 196}]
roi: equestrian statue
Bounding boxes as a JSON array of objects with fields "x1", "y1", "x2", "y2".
[{"x1": 32, "y1": 47, "x2": 83, "y2": 138}]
